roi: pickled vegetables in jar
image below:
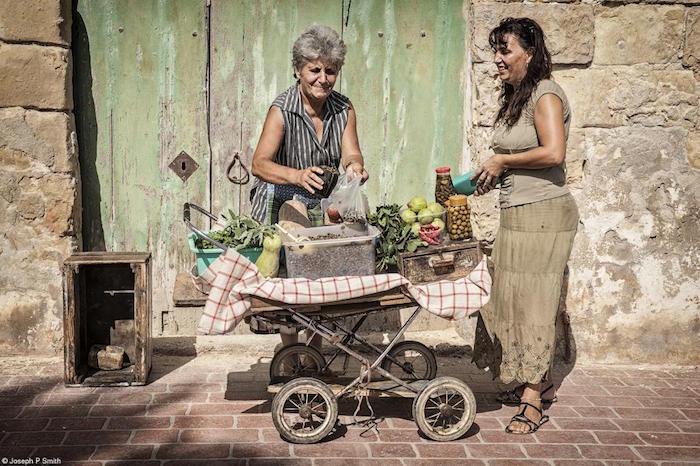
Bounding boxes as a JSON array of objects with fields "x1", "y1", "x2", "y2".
[
  {"x1": 446, "y1": 194, "x2": 472, "y2": 240},
  {"x1": 434, "y1": 167, "x2": 457, "y2": 206}
]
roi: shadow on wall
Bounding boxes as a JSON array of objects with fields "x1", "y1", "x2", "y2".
[
  {"x1": 72, "y1": 1, "x2": 105, "y2": 251},
  {"x1": 554, "y1": 266, "x2": 577, "y2": 388}
]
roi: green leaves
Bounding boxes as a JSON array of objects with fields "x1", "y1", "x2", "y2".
[
  {"x1": 194, "y1": 210, "x2": 276, "y2": 250},
  {"x1": 368, "y1": 204, "x2": 422, "y2": 272}
]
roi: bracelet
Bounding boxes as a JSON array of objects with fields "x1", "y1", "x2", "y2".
[{"x1": 344, "y1": 161, "x2": 358, "y2": 170}]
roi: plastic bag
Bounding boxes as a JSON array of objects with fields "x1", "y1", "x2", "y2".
[{"x1": 329, "y1": 174, "x2": 369, "y2": 223}]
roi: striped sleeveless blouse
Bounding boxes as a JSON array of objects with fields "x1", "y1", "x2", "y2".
[{"x1": 249, "y1": 84, "x2": 350, "y2": 224}]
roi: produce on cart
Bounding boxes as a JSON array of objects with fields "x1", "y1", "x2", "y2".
[
  {"x1": 435, "y1": 166, "x2": 457, "y2": 205},
  {"x1": 185, "y1": 204, "x2": 280, "y2": 277},
  {"x1": 369, "y1": 204, "x2": 424, "y2": 272},
  {"x1": 446, "y1": 194, "x2": 473, "y2": 240},
  {"x1": 185, "y1": 164, "x2": 486, "y2": 444},
  {"x1": 255, "y1": 234, "x2": 282, "y2": 278}
]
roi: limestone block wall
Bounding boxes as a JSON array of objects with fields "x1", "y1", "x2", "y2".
[
  {"x1": 0, "y1": 0, "x2": 79, "y2": 354},
  {"x1": 467, "y1": 1, "x2": 699, "y2": 364}
]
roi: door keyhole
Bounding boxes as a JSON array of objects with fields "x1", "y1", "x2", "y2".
[{"x1": 168, "y1": 150, "x2": 199, "y2": 182}]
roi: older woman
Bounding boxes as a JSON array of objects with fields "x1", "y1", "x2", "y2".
[
  {"x1": 471, "y1": 17, "x2": 579, "y2": 434},
  {"x1": 250, "y1": 25, "x2": 368, "y2": 225},
  {"x1": 250, "y1": 25, "x2": 368, "y2": 348}
]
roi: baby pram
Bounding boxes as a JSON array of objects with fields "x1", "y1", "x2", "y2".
[{"x1": 185, "y1": 202, "x2": 488, "y2": 444}]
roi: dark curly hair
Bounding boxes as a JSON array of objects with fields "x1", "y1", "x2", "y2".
[{"x1": 489, "y1": 17, "x2": 551, "y2": 127}]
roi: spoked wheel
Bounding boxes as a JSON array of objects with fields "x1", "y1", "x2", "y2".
[
  {"x1": 269, "y1": 344, "x2": 326, "y2": 381},
  {"x1": 271, "y1": 377, "x2": 338, "y2": 444},
  {"x1": 412, "y1": 376, "x2": 476, "y2": 441},
  {"x1": 380, "y1": 340, "x2": 437, "y2": 380}
]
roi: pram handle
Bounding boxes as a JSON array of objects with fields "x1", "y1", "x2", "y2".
[{"x1": 183, "y1": 202, "x2": 229, "y2": 251}]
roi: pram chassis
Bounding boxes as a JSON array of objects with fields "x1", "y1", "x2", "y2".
[{"x1": 257, "y1": 297, "x2": 476, "y2": 444}]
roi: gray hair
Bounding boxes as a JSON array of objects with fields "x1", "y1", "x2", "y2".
[{"x1": 292, "y1": 25, "x2": 346, "y2": 72}]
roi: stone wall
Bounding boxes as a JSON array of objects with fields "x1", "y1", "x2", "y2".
[
  {"x1": 467, "y1": 1, "x2": 699, "y2": 364},
  {"x1": 0, "y1": 0, "x2": 79, "y2": 354}
]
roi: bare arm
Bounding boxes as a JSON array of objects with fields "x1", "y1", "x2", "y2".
[
  {"x1": 473, "y1": 94, "x2": 567, "y2": 195},
  {"x1": 251, "y1": 106, "x2": 324, "y2": 194},
  {"x1": 340, "y1": 104, "x2": 369, "y2": 183}
]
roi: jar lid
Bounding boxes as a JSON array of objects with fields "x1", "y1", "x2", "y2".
[
  {"x1": 449, "y1": 194, "x2": 467, "y2": 206},
  {"x1": 435, "y1": 166, "x2": 451, "y2": 173}
]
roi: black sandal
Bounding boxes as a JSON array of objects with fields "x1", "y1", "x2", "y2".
[
  {"x1": 505, "y1": 400, "x2": 549, "y2": 435},
  {"x1": 497, "y1": 383, "x2": 558, "y2": 405}
]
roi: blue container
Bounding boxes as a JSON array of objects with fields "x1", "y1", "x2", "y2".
[
  {"x1": 187, "y1": 233, "x2": 262, "y2": 276},
  {"x1": 453, "y1": 169, "x2": 502, "y2": 195}
]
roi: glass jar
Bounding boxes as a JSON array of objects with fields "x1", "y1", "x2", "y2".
[
  {"x1": 446, "y1": 194, "x2": 472, "y2": 240},
  {"x1": 435, "y1": 167, "x2": 456, "y2": 206}
]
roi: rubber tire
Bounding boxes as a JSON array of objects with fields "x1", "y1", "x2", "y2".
[
  {"x1": 271, "y1": 377, "x2": 338, "y2": 444},
  {"x1": 380, "y1": 340, "x2": 437, "y2": 380},
  {"x1": 269, "y1": 343, "x2": 326, "y2": 381},
  {"x1": 412, "y1": 376, "x2": 476, "y2": 442}
]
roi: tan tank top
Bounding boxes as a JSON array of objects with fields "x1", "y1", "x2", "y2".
[{"x1": 491, "y1": 79, "x2": 571, "y2": 208}]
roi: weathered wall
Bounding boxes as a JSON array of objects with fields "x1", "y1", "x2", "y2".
[
  {"x1": 467, "y1": 0, "x2": 699, "y2": 364},
  {"x1": 0, "y1": 0, "x2": 79, "y2": 353}
]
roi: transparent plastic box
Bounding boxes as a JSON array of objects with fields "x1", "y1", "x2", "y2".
[{"x1": 276, "y1": 224, "x2": 380, "y2": 279}]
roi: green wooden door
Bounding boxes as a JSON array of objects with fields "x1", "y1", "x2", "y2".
[
  {"x1": 342, "y1": 0, "x2": 466, "y2": 206},
  {"x1": 75, "y1": 0, "x2": 467, "y2": 335},
  {"x1": 75, "y1": 0, "x2": 210, "y2": 333},
  {"x1": 209, "y1": 0, "x2": 342, "y2": 216}
]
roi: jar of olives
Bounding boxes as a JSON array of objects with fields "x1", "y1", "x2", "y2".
[
  {"x1": 446, "y1": 194, "x2": 472, "y2": 240},
  {"x1": 435, "y1": 167, "x2": 457, "y2": 206}
]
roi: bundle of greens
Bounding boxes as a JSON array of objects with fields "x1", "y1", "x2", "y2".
[
  {"x1": 368, "y1": 204, "x2": 424, "y2": 272},
  {"x1": 195, "y1": 209, "x2": 276, "y2": 250}
]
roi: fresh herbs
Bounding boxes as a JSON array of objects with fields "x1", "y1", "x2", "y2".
[
  {"x1": 368, "y1": 204, "x2": 425, "y2": 272},
  {"x1": 195, "y1": 209, "x2": 276, "y2": 250}
]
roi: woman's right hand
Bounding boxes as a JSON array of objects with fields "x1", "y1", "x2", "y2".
[
  {"x1": 296, "y1": 166, "x2": 325, "y2": 194},
  {"x1": 471, "y1": 154, "x2": 505, "y2": 196}
]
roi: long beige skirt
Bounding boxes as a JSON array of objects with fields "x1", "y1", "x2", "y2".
[{"x1": 472, "y1": 193, "x2": 579, "y2": 385}]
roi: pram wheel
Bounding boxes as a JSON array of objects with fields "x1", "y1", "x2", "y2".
[
  {"x1": 412, "y1": 376, "x2": 476, "y2": 441},
  {"x1": 381, "y1": 340, "x2": 437, "y2": 380},
  {"x1": 271, "y1": 377, "x2": 338, "y2": 444},
  {"x1": 270, "y1": 343, "x2": 326, "y2": 381}
]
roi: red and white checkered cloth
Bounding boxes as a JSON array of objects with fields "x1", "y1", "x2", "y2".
[{"x1": 197, "y1": 249, "x2": 491, "y2": 335}]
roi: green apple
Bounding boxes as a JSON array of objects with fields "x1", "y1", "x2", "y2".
[
  {"x1": 410, "y1": 222, "x2": 421, "y2": 236},
  {"x1": 417, "y1": 208, "x2": 434, "y2": 225},
  {"x1": 431, "y1": 218, "x2": 445, "y2": 230},
  {"x1": 408, "y1": 196, "x2": 427, "y2": 213},
  {"x1": 427, "y1": 202, "x2": 444, "y2": 215},
  {"x1": 400, "y1": 209, "x2": 417, "y2": 224}
]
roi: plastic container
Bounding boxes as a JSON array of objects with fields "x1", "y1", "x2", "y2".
[
  {"x1": 187, "y1": 232, "x2": 262, "y2": 276},
  {"x1": 276, "y1": 224, "x2": 380, "y2": 279},
  {"x1": 418, "y1": 223, "x2": 446, "y2": 244},
  {"x1": 434, "y1": 167, "x2": 457, "y2": 205},
  {"x1": 453, "y1": 169, "x2": 502, "y2": 196}
]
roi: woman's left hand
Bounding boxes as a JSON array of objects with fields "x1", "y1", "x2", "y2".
[
  {"x1": 345, "y1": 162, "x2": 369, "y2": 184},
  {"x1": 472, "y1": 154, "x2": 505, "y2": 196}
]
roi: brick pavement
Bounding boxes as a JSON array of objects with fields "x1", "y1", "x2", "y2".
[{"x1": 0, "y1": 353, "x2": 698, "y2": 465}]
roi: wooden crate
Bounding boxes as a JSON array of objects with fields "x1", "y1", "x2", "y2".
[
  {"x1": 397, "y1": 240, "x2": 482, "y2": 284},
  {"x1": 63, "y1": 252, "x2": 152, "y2": 386}
]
